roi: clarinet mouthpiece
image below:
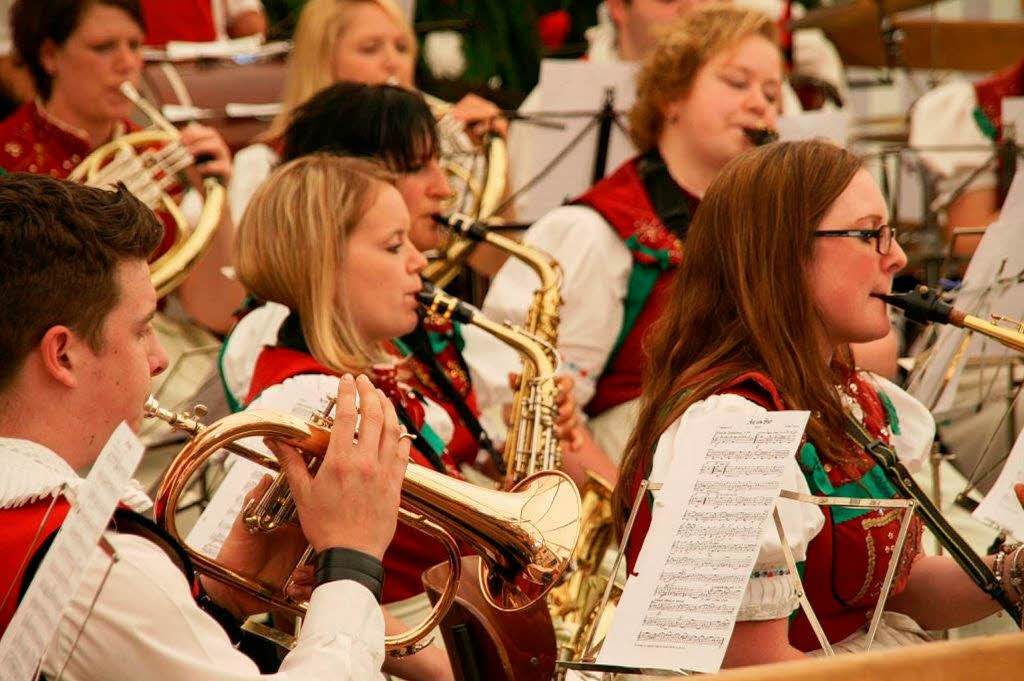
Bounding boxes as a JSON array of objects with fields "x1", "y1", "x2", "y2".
[
  {"x1": 743, "y1": 127, "x2": 779, "y2": 146},
  {"x1": 870, "y1": 286, "x2": 954, "y2": 326}
]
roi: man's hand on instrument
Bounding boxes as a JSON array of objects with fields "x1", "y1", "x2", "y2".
[
  {"x1": 204, "y1": 473, "x2": 308, "y2": 618},
  {"x1": 271, "y1": 373, "x2": 411, "y2": 559},
  {"x1": 180, "y1": 122, "x2": 233, "y2": 183},
  {"x1": 450, "y1": 93, "x2": 508, "y2": 143}
]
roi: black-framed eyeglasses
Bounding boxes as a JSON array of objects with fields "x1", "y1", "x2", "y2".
[{"x1": 813, "y1": 224, "x2": 898, "y2": 255}]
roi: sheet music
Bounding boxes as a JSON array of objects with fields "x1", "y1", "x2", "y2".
[
  {"x1": 908, "y1": 165, "x2": 1024, "y2": 412},
  {"x1": 597, "y1": 410, "x2": 809, "y2": 674},
  {"x1": 0, "y1": 423, "x2": 144, "y2": 680},
  {"x1": 186, "y1": 456, "x2": 267, "y2": 557},
  {"x1": 509, "y1": 59, "x2": 638, "y2": 223},
  {"x1": 973, "y1": 423, "x2": 1024, "y2": 540}
]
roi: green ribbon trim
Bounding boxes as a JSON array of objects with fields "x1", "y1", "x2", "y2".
[
  {"x1": 217, "y1": 337, "x2": 244, "y2": 414},
  {"x1": 876, "y1": 389, "x2": 901, "y2": 436},
  {"x1": 798, "y1": 441, "x2": 900, "y2": 524},
  {"x1": 604, "y1": 234, "x2": 675, "y2": 370},
  {"x1": 397, "y1": 322, "x2": 466, "y2": 357},
  {"x1": 973, "y1": 106, "x2": 998, "y2": 141}
]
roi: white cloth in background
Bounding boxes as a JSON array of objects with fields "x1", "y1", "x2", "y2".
[
  {"x1": 227, "y1": 142, "x2": 279, "y2": 224},
  {"x1": 909, "y1": 78, "x2": 996, "y2": 199},
  {"x1": 0, "y1": 438, "x2": 384, "y2": 681},
  {"x1": 461, "y1": 204, "x2": 631, "y2": 414}
]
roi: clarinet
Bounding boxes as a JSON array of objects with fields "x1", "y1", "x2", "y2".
[{"x1": 871, "y1": 287, "x2": 1023, "y2": 619}]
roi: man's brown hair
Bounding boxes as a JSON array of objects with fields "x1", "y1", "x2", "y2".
[{"x1": 0, "y1": 173, "x2": 162, "y2": 391}]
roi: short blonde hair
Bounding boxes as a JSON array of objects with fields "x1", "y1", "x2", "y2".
[
  {"x1": 629, "y1": 3, "x2": 779, "y2": 152},
  {"x1": 235, "y1": 154, "x2": 397, "y2": 374},
  {"x1": 262, "y1": 0, "x2": 417, "y2": 141}
]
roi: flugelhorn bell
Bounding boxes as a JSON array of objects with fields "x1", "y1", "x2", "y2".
[{"x1": 144, "y1": 395, "x2": 582, "y2": 655}]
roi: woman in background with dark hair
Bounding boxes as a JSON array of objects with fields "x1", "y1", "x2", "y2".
[
  {"x1": 221, "y1": 82, "x2": 580, "y2": 480},
  {"x1": 0, "y1": 0, "x2": 240, "y2": 332},
  {"x1": 614, "y1": 139, "x2": 1019, "y2": 667}
]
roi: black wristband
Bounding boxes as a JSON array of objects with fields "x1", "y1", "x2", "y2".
[{"x1": 314, "y1": 548, "x2": 384, "y2": 603}]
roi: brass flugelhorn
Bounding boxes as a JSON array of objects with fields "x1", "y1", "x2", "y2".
[
  {"x1": 144, "y1": 395, "x2": 581, "y2": 656},
  {"x1": 70, "y1": 82, "x2": 225, "y2": 297}
]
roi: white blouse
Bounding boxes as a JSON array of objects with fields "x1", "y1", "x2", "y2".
[
  {"x1": 909, "y1": 79, "x2": 996, "y2": 200},
  {"x1": 461, "y1": 204, "x2": 632, "y2": 415}
]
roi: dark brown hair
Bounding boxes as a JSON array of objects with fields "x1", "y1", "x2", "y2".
[
  {"x1": 0, "y1": 173, "x2": 162, "y2": 391},
  {"x1": 11, "y1": 0, "x2": 145, "y2": 100},
  {"x1": 613, "y1": 140, "x2": 864, "y2": 535}
]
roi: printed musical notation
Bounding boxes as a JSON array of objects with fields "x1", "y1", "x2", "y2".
[{"x1": 597, "y1": 410, "x2": 809, "y2": 674}]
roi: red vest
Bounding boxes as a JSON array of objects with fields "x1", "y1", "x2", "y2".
[
  {"x1": 624, "y1": 369, "x2": 922, "y2": 652},
  {"x1": 0, "y1": 101, "x2": 178, "y2": 260},
  {"x1": 572, "y1": 157, "x2": 688, "y2": 417},
  {"x1": 0, "y1": 497, "x2": 71, "y2": 633},
  {"x1": 141, "y1": 0, "x2": 218, "y2": 46},
  {"x1": 973, "y1": 57, "x2": 1024, "y2": 139},
  {"x1": 246, "y1": 345, "x2": 466, "y2": 603},
  {"x1": 393, "y1": 315, "x2": 482, "y2": 468}
]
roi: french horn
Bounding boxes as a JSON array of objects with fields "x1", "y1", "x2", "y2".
[
  {"x1": 69, "y1": 82, "x2": 225, "y2": 298},
  {"x1": 143, "y1": 395, "x2": 582, "y2": 656}
]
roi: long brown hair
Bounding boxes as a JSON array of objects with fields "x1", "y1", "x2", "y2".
[{"x1": 613, "y1": 140, "x2": 865, "y2": 534}]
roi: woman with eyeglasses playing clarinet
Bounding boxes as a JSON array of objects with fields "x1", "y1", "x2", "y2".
[{"x1": 614, "y1": 139, "x2": 1024, "y2": 667}]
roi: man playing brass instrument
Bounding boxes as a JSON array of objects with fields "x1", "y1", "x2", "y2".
[{"x1": 0, "y1": 172, "x2": 410, "y2": 680}]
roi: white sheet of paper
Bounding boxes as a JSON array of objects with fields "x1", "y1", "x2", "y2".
[
  {"x1": 510, "y1": 59, "x2": 639, "y2": 223},
  {"x1": 974, "y1": 411, "x2": 1024, "y2": 539},
  {"x1": 777, "y1": 108, "x2": 850, "y2": 146},
  {"x1": 0, "y1": 423, "x2": 144, "y2": 680},
  {"x1": 596, "y1": 410, "x2": 809, "y2": 674},
  {"x1": 907, "y1": 165, "x2": 1024, "y2": 412}
]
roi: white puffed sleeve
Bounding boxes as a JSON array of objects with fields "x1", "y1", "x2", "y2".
[
  {"x1": 862, "y1": 373, "x2": 936, "y2": 473},
  {"x1": 228, "y1": 143, "x2": 279, "y2": 224},
  {"x1": 219, "y1": 302, "x2": 290, "y2": 407},
  {"x1": 649, "y1": 394, "x2": 825, "y2": 622},
  {"x1": 462, "y1": 205, "x2": 632, "y2": 413},
  {"x1": 909, "y1": 79, "x2": 996, "y2": 197}
]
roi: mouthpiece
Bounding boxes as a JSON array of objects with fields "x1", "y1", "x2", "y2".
[
  {"x1": 870, "y1": 286, "x2": 954, "y2": 326},
  {"x1": 431, "y1": 213, "x2": 489, "y2": 241},
  {"x1": 743, "y1": 127, "x2": 779, "y2": 146},
  {"x1": 416, "y1": 281, "x2": 475, "y2": 325}
]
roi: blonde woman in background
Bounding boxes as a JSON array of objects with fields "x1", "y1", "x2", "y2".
[{"x1": 228, "y1": 0, "x2": 505, "y2": 225}]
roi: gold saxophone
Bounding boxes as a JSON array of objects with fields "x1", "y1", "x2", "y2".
[
  {"x1": 424, "y1": 213, "x2": 564, "y2": 486},
  {"x1": 416, "y1": 281, "x2": 563, "y2": 487},
  {"x1": 422, "y1": 222, "x2": 617, "y2": 663}
]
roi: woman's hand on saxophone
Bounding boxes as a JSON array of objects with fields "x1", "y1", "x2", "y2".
[{"x1": 503, "y1": 372, "x2": 583, "y2": 452}]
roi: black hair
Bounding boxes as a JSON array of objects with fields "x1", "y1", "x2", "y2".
[
  {"x1": 11, "y1": 0, "x2": 145, "y2": 100},
  {"x1": 281, "y1": 82, "x2": 439, "y2": 172},
  {"x1": 0, "y1": 173, "x2": 162, "y2": 391}
]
